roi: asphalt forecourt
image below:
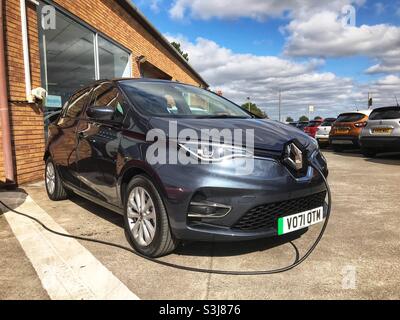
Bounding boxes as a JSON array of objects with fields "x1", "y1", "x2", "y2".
[{"x1": 0, "y1": 150, "x2": 399, "y2": 300}]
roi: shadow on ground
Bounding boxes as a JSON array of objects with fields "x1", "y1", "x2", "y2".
[
  {"x1": 0, "y1": 189, "x2": 28, "y2": 214},
  {"x1": 323, "y1": 148, "x2": 400, "y2": 165},
  {"x1": 60, "y1": 192, "x2": 304, "y2": 258}
]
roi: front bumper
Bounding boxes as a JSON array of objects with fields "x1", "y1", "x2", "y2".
[
  {"x1": 315, "y1": 134, "x2": 330, "y2": 144},
  {"x1": 360, "y1": 136, "x2": 400, "y2": 151},
  {"x1": 155, "y1": 153, "x2": 328, "y2": 241}
]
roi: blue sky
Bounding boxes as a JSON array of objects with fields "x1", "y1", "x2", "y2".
[{"x1": 134, "y1": 0, "x2": 400, "y2": 120}]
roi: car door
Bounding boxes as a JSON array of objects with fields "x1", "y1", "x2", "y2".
[
  {"x1": 75, "y1": 82, "x2": 127, "y2": 206},
  {"x1": 51, "y1": 87, "x2": 93, "y2": 188}
]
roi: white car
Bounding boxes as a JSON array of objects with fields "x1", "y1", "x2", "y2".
[
  {"x1": 359, "y1": 106, "x2": 400, "y2": 157},
  {"x1": 315, "y1": 118, "x2": 336, "y2": 147}
]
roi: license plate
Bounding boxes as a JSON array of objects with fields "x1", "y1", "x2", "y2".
[
  {"x1": 336, "y1": 129, "x2": 349, "y2": 134},
  {"x1": 332, "y1": 139, "x2": 352, "y2": 145},
  {"x1": 278, "y1": 206, "x2": 324, "y2": 235},
  {"x1": 372, "y1": 128, "x2": 392, "y2": 134}
]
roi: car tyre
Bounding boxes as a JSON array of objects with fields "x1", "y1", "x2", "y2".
[
  {"x1": 123, "y1": 175, "x2": 178, "y2": 257},
  {"x1": 361, "y1": 148, "x2": 376, "y2": 158},
  {"x1": 332, "y1": 146, "x2": 343, "y2": 152},
  {"x1": 45, "y1": 157, "x2": 68, "y2": 201}
]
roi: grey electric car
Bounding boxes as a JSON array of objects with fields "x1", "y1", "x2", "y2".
[
  {"x1": 44, "y1": 79, "x2": 328, "y2": 257},
  {"x1": 359, "y1": 106, "x2": 400, "y2": 157}
]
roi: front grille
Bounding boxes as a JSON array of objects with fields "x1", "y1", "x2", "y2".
[{"x1": 233, "y1": 191, "x2": 326, "y2": 231}]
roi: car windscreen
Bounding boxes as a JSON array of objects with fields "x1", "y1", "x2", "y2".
[
  {"x1": 321, "y1": 119, "x2": 335, "y2": 127},
  {"x1": 297, "y1": 122, "x2": 308, "y2": 127},
  {"x1": 307, "y1": 121, "x2": 321, "y2": 127},
  {"x1": 369, "y1": 107, "x2": 400, "y2": 120},
  {"x1": 119, "y1": 81, "x2": 251, "y2": 119},
  {"x1": 336, "y1": 113, "x2": 365, "y2": 122}
]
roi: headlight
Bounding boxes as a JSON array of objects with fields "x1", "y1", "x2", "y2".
[{"x1": 178, "y1": 142, "x2": 253, "y2": 162}]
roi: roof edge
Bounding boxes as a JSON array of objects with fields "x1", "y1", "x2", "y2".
[{"x1": 117, "y1": 0, "x2": 209, "y2": 88}]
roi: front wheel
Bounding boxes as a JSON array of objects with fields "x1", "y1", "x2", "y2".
[
  {"x1": 123, "y1": 175, "x2": 178, "y2": 257},
  {"x1": 45, "y1": 157, "x2": 68, "y2": 201}
]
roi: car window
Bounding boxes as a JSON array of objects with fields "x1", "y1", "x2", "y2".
[
  {"x1": 90, "y1": 82, "x2": 126, "y2": 122},
  {"x1": 369, "y1": 108, "x2": 400, "y2": 120},
  {"x1": 336, "y1": 113, "x2": 365, "y2": 122},
  {"x1": 321, "y1": 120, "x2": 335, "y2": 127},
  {"x1": 63, "y1": 88, "x2": 92, "y2": 119},
  {"x1": 119, "y1": 81, "x2": 251, "y2": 119},
  {"x1": 308, "y1": 121, "x2": 321, "y2": 127}
]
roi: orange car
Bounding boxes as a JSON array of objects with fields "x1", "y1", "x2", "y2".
[{"x1": 329, "y1": 110, "x2": 371, "y2": 151}]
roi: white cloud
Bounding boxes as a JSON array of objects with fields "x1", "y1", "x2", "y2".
[
  {"x1": 358, "y1": 75, "x2": 400, "y2": 107},
  {"x1": 167, "y1": 35, "x2": 399, "y2": 119},
  {"x1": 168, "y1": 1, "x2": 400, "y2": 75},
  {"x1": 169, "y1": 0, "x2": 365, "y2": 21},
  {"x1": 166, "y1": 35, "x2": 364, "y2": 119},
  {"x1": 284, "y1": 11, "x2": 400, "y2": 58},
  {"x1": 164, "y1": 2, "x2": 400, "y2": 117},
  {"x1": 283, "y1": 10, "x2": 400, "y2": 75},
  {"x1": 166, "y1": 35, "x2": 323, "y2": 85}
]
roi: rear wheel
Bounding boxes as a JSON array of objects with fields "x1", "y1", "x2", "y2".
[
  {"x1": 45, "y1": 158, "x2": 68, "y2": 201},
  {"x1": 123, "y1": 175, "x2": 178, "y2": 257},
  {"x1": 361, "y1": 148, "x2": 377, "y2": 158}
]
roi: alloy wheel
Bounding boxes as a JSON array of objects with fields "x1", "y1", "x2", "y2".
[
  {"x1": 127, "y1": 187, "x2": 157, "y2": 246},
  {"x1": 46, "y1": 162, "x2": 56, "y2": 195}
]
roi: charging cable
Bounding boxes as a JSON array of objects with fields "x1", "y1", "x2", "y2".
[{"x1": 0, "y1": 164, "x2": 331, "y2": 275}]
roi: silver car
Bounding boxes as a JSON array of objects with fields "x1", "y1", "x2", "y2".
[
  {"x1": 359, "y1": 106, "x2": 400, "y2": 157},
  {"x1": 315, "y1": 118, "x2": 336, "y2": 148}
]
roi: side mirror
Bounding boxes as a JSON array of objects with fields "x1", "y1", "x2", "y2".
[{"x1": 86, "y1": 105, "x2": 115, "y2": 121}]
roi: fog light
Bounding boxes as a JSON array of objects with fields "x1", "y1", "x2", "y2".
[{"x1": 188, "y1": 201, "x2": 231, "y2": 219}]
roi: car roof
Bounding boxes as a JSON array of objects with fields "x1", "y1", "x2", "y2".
[
  {"x1": 338, "y1": 110, "x2": 372, "y2": 116},
  {"x1": 370, "y1": 106, "x2": 400, "y2": 112},
  {"x1": 114, "y1": 78, "x2": 201, "y2": 87}
]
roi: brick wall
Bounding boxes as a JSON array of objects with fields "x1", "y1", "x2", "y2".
[
  {"x1": 54, "y1": 0, "x2": 201, "y2": 85},
  {"x1": 4, "y1": 0, "x2": 44, "y2": 185},
  {"x1": 0, "y1": 117, "x2": 4, "y2": 182},
  {"x1": 3, "y1": 0, "x2": 205, "y2": 185}
]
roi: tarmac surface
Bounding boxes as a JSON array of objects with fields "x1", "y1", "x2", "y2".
[{"x1": 1, "y1": 150, "x2": 399, "y2": 300}]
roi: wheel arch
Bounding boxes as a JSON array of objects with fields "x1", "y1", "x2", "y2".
[
  {"x1": 118, "y1": 162, "x2": 167, "y2": 205},
  {"x1": 43, "y1": 150, "x2": 51, "y2": 161}
]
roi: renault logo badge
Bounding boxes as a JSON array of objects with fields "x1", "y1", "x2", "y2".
[{"x1": 284, "y1": 143, "x2": 303, "y2": 171}]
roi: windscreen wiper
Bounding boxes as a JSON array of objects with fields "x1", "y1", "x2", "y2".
[{"x1": 197, "y1": 115, "x2": 249, "y2": 119}]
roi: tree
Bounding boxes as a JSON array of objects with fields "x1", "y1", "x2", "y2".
[
  {"x1": 299, "y1": 115, "x2": 309, "y2": 122},
  {"x1": 314, "y1": 116, "x2": 323, "y2": 120},
  {"x1": 241, "y1": 102, "x2": 267, "y2": 118},
  {"x1": 171, "y1": 41, "x2": 189, "y2": 61},
  {"x1": 286, "y1": 116, "x2": 294, "y2": 122}
]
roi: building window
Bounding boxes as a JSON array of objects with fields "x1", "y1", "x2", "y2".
[
  {"x1": 38, "y1": 2, "x2": 131, "y2": 134},
  {"x1": 98, "y1": 36, "x2": 131, "y2": 79},
  {"x1": 40, "y1": 10, "x2": 96, "y2": 107}
]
